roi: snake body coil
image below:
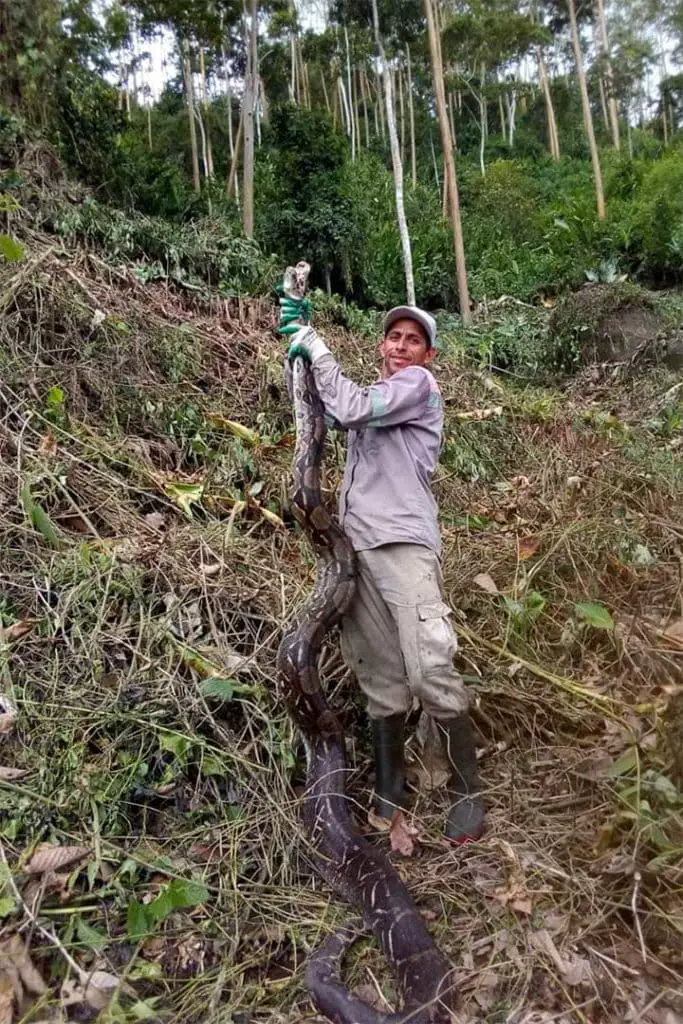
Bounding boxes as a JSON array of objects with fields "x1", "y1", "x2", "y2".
[{"x1": 277, "y1": 354, "x2": 456, "y2": 1023}]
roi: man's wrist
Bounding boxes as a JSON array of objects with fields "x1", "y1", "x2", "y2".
[{"x1": 291, "y1": 326, "x2": 331, "y2": 364}]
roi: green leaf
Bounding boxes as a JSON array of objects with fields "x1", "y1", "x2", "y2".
[
  {"x1": 158, "y1": 732, "x2": 189, "y2": 758},
  {"x1": 575, "y1": 602, "x2": 614, "y2": 630},
  {"x1": 607, "y1": 748, "x2": 638, "y2": 778},
  {"x1": 166, "y1": 878, "x2": 209, "y2": 908},
  {"x1": 126, "y1": 898, "x2": 149, "y2": 940},
  {"x1": 0, "y1": 234, "x2": 24, "y2": 261},
  {"x1": 20, "y1": 483, "x2": 61, "y2": 549},
  {"x1": 129, "y1": 998, "x2": 163, "y2": 1020},
  {"x1": 164, "y1": 481, "x2": 204, "y2": 519},
  {"x1": 200, "y1": 753, "x2": 227, "y2": 777},
  {"x1": 145, "y1": 887, "x2": 174, "y2": 923},
  {"x1": 200, "y1": 677, "x2": 235, "y2": 702},
  {"x1": 46, "y1": 385, "x2": 65, "y2": 410},
  {"x1": 76, "y1": 916, "x2": 107, "y2": 951},
  {"x1": 0, "y1": 896, "x2": 16, "y2": 918}
]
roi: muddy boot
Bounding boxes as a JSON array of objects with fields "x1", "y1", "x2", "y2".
[
  {"x1": 437, "y1": 715, "x2": 485, "y2": 843},
  {"x1": 372, "y1": 714, "x2": 409, "y2": 820}
]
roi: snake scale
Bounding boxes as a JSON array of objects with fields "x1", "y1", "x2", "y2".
[{"x1": 276, "y1": 264, "x2": 456, "y2": 1023}]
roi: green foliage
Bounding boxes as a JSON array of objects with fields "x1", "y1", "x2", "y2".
[
  {"x1": 256, "y1": 104, "x2": 354, "y2": 291},
  {"x1": 628, "y1": 153, "x2": 683, "y2": 278},
  {"x1": 54, "y1": 197, "x2": 276, "y2": 294}
]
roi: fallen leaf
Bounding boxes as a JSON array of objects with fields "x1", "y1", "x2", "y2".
[
  {"x1": 259, "y1": 506, "x2": 285, "y2": 528},
  {"x1": 0, "y1": 620, "x2": 38, "y2": 642},
  {"x1": 0, "y1": 697, "x2": 17, "y2": 736},
  {"x1": 473, "y1": 572, "x2": 499, "y2": 595},
  {"x1": 206, "y1": 414, "x2": 259, "y2": 445},
  {"x1": 37, "y1": 431, "x2": 57, "y2": 457},
  {"x1": 25, "y1": 843, "x2": 90, "y2": 875},
  {"x1": 54, "y1": 513, "x2": 89, "y2": 533},
  {"x1": 60, "y1": 970, "x2": 119, "y2": 1011},
  {"x1": 0, "y1": 975, "x2": 16, "y2": 1024},
  {"x1": 492, "y1": 840, "x2": 533, "y2": 916},
  {"x1": 144, "y1": 512, "x2": 166, "y2": 530},
  {"x1": 453, "y1": 406, "x2": 503, "y2": 423},
  {"x1": 83, "y1": 971, "x2": 119, "y2": 1010},
  {"x1": 0, "y1": 936, "x2": 46, "y2": 1000},
  {"x1": 367, "y1": 808, "x2": 392, "y2": 833},
  {"x1": 389, "y1": 811, "x2": 419, "y2": 857},
  {"x1": 0, "y1": 768, "x2": 27, "y2": 782},
  {"x1": 530, "y1": 930, "x2": 590, "y2": 987},
  {"x1": 660, "y1": 618, "x2": 683, "y2": 651},
  {"x1": 517, "y1": 536, "x2": 540, "y2": 560}
]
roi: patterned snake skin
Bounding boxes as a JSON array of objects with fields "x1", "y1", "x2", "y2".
[{"x1": 276, "y1": 265, "x2": 456, "y2": 1023}]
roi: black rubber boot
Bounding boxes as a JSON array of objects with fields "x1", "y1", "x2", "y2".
[
  {"x1": 372, "y1": 714, "x2": 409, "y2": 820},
  {"x1": 437, "y1": 715, "x2": 485, "y2": 843}
]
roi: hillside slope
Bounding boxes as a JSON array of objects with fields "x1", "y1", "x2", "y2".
[{"x1": 0, "y1": 234, "x2": 682, "y2": 1024}]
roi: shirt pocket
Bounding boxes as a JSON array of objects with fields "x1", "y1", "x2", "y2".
[{"x1": 417, "y1": 601, "x2": 458, "y2": 678}]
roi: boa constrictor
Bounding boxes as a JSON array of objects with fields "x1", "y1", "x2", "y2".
[{"x1": 276, "y1": 264, "x2": 456, "y2": 1024}]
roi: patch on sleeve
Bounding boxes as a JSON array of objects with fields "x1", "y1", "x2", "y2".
[{"x1": 367, "y1": 390, "x2": 388, "y2": 426}]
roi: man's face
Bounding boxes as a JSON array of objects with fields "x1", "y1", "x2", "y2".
[{"x1": 379, "y1": 317, "x2": 435, "y2": 378}]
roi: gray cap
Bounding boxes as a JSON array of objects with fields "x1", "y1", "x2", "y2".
[{"x1": 383, "y1": 305, "x2": 437, "y2": 348}]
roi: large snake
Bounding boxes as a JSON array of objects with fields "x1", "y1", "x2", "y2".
[{"x1": 276, "y1": 263, "x2": 456, "y2": 1023}]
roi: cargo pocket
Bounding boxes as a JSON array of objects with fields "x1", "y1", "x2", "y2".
[{"x1": 416, "y1": 602, "x2": 457, "y2": 678}]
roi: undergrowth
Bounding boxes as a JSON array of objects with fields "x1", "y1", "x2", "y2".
[{"x1": 0, "y1": 237, "x2": 682, "y2": 1024}]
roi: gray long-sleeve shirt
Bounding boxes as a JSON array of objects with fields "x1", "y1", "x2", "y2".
[{"x1": 310, "y1": 353, "x2": 444, "y2": 555}]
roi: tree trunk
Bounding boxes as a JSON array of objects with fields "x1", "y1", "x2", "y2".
[
  {"x1": 505, "y1": 89, "x2": 516, "y2": 146},
  {"x1": 498, "y1": 90, "x2": 506, "y2": 137},
  {"x1": 321, "y1": 69, "x2": 331, "y2": 113},
  {"x1": 242, "y1": 0, "x2": 257, "y2": 237},
  {"x1": 199, "y1": 46, "x2": 214, "y2": 177},
  {"x1": 430, "y1": 129, "x2": 440, "y2": 189},
  {"x1": 290, "y1": 35, "x2": 296, "y2": 101},
  {"x1": 353, "y1": 67, "x2": 362, "y2": 153},
  {"x1": 598, "y1": 71, "x2": 610, "y2": 131},
  {"x1": 406, "y1": 44, "x2": 416, "y2": 188},
  {"x1": 360, "y1": 68, "x2": 371, "y2": 148},
  {"x1": 424, "y1": 0, "x2": 470, "y2": 323},
  {"x1": 344, "y1": 27, "x2": 356, "y2": 160},
  {"x1": 538, "y1": 49, "x2": 560, "y2": 161},
  {"x1": 227, "y1": 105, "x2": 244, "y2": 199},
  {"x1": 371, "y1": 0, "x2": 415, "y2": 305},
  {"x1": 595, "y1": 0, "x2": 620, "y2": 150},
  {"x1": 568, "y1": 0, "x2": 605, "y2": 219},
  {"x1": 147, "y1": 105, "x2": 153, "y2": 149},
  {"x1": 375, "y1": 65, "x2": 385, "y2": 139},
  {"x1": 182, "y1": 39, "x2": 201, "y2": 192},
  {"x1": 338, "y1": 76, "x2": 351, "y2": 137},
  {"x1": 479, "y1": 61, "x2": 486, "y2": 175},
  {"x1": 398, "y1": 68, "x2": 406, "y2": 164},
  {"x1": 449, "y1": 91, "x2": 457, "y2": 149}
]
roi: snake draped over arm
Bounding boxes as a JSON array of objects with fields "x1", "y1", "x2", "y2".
[{"x1": 276, "y1": 263, "x2": 457, "y2": 1023}]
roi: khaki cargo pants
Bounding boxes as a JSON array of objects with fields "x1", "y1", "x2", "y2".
[{"x1": 340, "y1": 543, "x2": 469, "y2": 720}]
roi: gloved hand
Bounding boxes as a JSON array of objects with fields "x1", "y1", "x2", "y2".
[
  {"x1": 286, "y1": 326, "x2": 330, "y2": 365},
  {"x1": 278, "y1": 294, "x2": 312, "y2": 335}
]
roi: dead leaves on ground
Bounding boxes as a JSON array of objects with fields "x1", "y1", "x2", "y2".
[
  {"x1": 0, "y1": 697, "x2": 17, "y2": 737},
  {"x1": 25, "y1": 844, "x2": 90, "y2": 876},
  {"x1": 366, "y1": 808, "x2": 420, "y2": 857},
  {"x1": 0, "y1": 935, "x2": 47, "y2": 1024}
]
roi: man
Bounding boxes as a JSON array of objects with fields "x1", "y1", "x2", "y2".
[{"x1": 280, "y1": 299, "x2": 484, "y2": 844}]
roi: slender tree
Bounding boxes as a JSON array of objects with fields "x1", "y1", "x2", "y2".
[
  {"x1": 567, "y1": 0, "x2": 606, "y2": 218},
  {"x1": 424, "y1": 0, "x2": 471, "y2": 323},
  {"x1": 243, "y1": 0, "x2": 258, "y2": 236},
  {"x1": 371, "y1": 0, "x2": 415, "y2": 305}
]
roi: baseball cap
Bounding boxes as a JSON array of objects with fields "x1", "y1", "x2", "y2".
[{"x1": 383, "y1": 306, "x2": 437, "y2": 349}]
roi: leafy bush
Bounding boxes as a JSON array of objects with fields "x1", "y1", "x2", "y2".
[
  {"x1": 628, "y1": 153, "x2": 683, "y2": 281},
  {"x1": 54, "y1": 198, "x2": 277, "y2": 295}
]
